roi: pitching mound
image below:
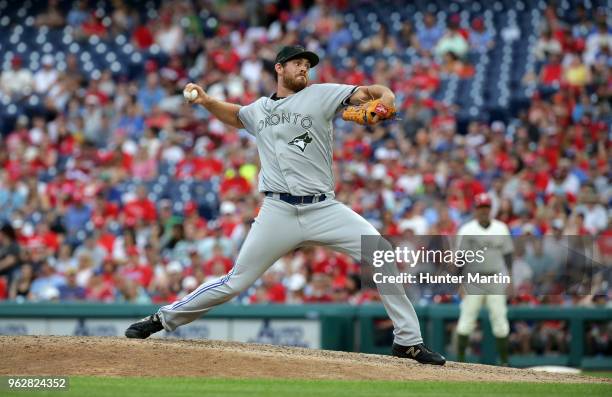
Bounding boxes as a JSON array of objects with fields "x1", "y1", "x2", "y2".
[{"x1": 0, "y1": 336, "x2": 608, "y2": 383}]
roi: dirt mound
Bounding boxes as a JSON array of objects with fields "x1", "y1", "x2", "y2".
[{"x1": 0, "y1": 336, "x2": 608, "y2": 383}]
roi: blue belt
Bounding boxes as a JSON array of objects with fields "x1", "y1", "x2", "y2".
[{"x1": 264, "y1": 191, "x2": 327, "y2": 205}]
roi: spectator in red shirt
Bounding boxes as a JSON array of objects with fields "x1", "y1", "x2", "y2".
[
  {"x1": 211, "y1": 47, "x2": 241, "y2": 75},
  {"x1": 119, "y1": 246, "x2": 153, "y2": 288},
  {"x1": 0, "y1": 276, "x2": 7, "y2": 300},
  {"x1": 85, "y1": 272, "x2": 115, "y2": 302},
  {"x1": 176, "y1": 149, "x2": 205, "y2": 180},
  {"x1": 219, "y1": 169, "x2": 251, "y2": 198},
  {"x1": 455, "y1": 173, "x2": 486, "y2": 208},
  {"x1": 81, "y1": 13, "x2": 107, "y2": 38},
  {"x1": 430, "y1": 103, "x2": 456, "y2": 131},
  {"x1": 91, "y1": 192, "x2": 120, "y2": 227},
  {"x1": 249, "y1": 271, "x2": 286, "y2": 303},
  {"x1": 31, "y1": 221, "x2": 60, "y2": 254},
  {"x1": 341, "y1": 58, "x2": 368, "y2": 86},
  {"x1": 407, "y1": 59, "x2": 441, "y2": 93},
  {"x1": 540, "y1": 53, "x2": 563, "y2": 86},
  {"x1": 197, "y1": 152, "x2": 224, "y2": 179},
  {"x1": 85, "y1": 78, "x2": 110, "y2": 106},
  {"x1": 160, "y1": 55, "x2": 188, "y2": 86},
  {"x1": 316, "y1": 59, "x2": 337, "y2": 83},
  {"x1": 132, "y1": 17, "x2": 154, "y2": 49},
  {"x1": 123, "y1": 185, "x2": 157, "y2": 225},
  {"x1": 312, "y1": 251, "x2": 352, "y2": 276},
  {"x1": 203, "y1": 245, "x2": 233, "y2": 276},
  {"x1": 342, "y1": 126, "x2": 372, "y2": 161}
]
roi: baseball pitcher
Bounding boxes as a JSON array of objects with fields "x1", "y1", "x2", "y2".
[{"x1": 125, "y1": 45, "x2": 445, "y2": 365}]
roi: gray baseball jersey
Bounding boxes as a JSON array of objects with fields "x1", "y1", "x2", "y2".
[{"x1": 237, "y1": 83, "x2": 357, "y2": 195}]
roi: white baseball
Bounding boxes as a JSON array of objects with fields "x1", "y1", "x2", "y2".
[{"x1": 184, "y1": 89, "x2": 198, "y2": 101}]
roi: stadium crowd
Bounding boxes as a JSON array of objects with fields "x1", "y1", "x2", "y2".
[{"x1": 0, "y1": 0, "x2": 609, "y2": 333}]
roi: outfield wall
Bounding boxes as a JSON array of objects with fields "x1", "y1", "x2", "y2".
[{"x1": 0, "y1": 303, "x2": 609, "y2": 369}]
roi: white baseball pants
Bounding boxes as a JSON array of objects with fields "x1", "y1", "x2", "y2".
[{"x1": 456, "y1": 294, "x2": 509, "y2": 338}]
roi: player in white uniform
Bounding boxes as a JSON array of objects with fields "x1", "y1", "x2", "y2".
[
  {"x1": 125, "y1": 46, "x2": 445, "y2": 365},
  {"x1": 456, "y1": 193, "x2": 513, "y2": 365}
]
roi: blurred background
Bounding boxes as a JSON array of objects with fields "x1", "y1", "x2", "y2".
[{"x1": 0, "y1": 0, "x2": 610, "y2": 368}]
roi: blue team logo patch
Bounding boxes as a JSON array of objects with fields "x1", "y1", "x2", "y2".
[{"x1": 288, "y1": 132, "x2": 312, "y2": 152}]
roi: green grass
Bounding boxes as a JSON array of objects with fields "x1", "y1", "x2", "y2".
[
  {"x1": 584, "y1": 371, "x2": 612, "y2": 379},
  {"x1": 2, "y1": 377, "x2": 610, "y2": 397}
]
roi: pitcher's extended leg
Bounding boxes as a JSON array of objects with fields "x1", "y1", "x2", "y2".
[
  {"x1": 157, "y1": 198, "x2": 303, "y2": 331},
  {"x1": 300, "y1": 200, "x2": 422, "y2": 346}
]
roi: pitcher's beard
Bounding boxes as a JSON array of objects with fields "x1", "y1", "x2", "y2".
[{"x1": 283, "y1": 74, "x2": 308, "y2": 92}]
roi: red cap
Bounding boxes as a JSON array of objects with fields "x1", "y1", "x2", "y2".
[
  {"x1": 184, "y1": 201, "x2": 197, "y2": 215},
  {"x1": 474, "y1": 193, "x2": 492, "y2": 208},
  {"x1": 422, "y1": 173, "x2": 436, "y2": 184}
]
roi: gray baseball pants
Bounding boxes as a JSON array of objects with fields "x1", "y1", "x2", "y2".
[{"x1": 158, "y1": 196, "x2": 423, "y2": 346}]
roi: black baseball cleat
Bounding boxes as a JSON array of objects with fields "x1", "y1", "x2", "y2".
[
  {"x1": 392, "y1": 342, "x2": 446, "y2": 365},
  {"x1": 125, "y1": 313, "x2": 164, "y2": 339}
]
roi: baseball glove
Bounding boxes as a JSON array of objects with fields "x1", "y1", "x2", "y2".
[{"x1": 342, "y1": 99, "x2": 396, "y2": 125}]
